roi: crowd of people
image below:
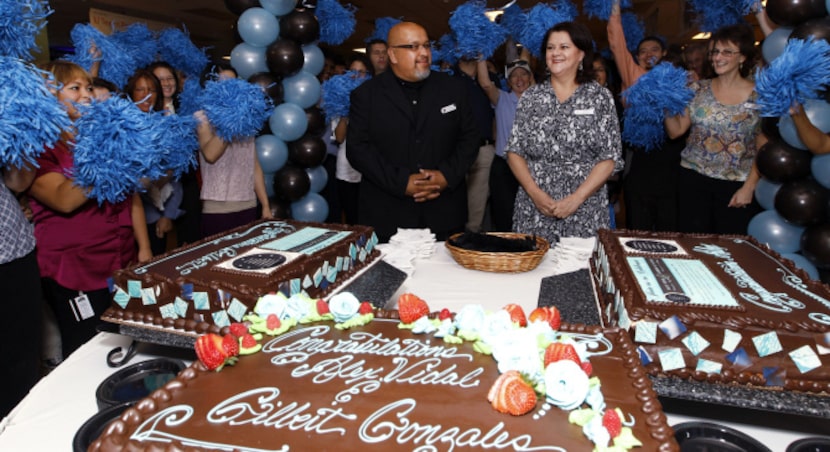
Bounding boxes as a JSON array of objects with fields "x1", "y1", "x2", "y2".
[{"x1": 4, "y1": 2, "x2": 827, "y2": 420}]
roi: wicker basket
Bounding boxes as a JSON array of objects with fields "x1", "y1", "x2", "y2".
[{"x1": 445, "y1": 232, "x2": 550, "y2": 273}]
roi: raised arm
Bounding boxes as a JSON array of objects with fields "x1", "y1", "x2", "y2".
[
  {"x1": 664, "y1": 109, "x2": 692, "y2": 139},
  {"x1": 791, "y1": 104, "x2": 830, "y2": 154},
  {"x1": 195, "y1": 110, "x2": 229, "y2": 163},
  {"x1": 476, "y1": 59, "x2": 500, "y2": 105}
]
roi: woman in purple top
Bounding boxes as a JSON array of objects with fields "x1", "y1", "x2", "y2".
[{"x1": 28, "y1": 61, "x2": 151, "y2": 358}]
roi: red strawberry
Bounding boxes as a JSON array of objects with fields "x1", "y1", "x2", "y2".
[
  {"x1": 487, "y1": 370, "x2": 537, "y2": 416},
  {"x1": 229, "y1": 322, "x2": 248, "y2": 337},
  {"x1": 359, "y1": 301, "x2": 374, "y2": 315},
  {"x1": 398, "y1": 293, "x2": 430, "y2": 323},
  {"x1": 316, "y1": 299, "x2": 330, "y2": 315},
  {"x1": 602, "y1": 409, "x2": 622, "y2": 438},
  {"x1": 221, "y1": 333, "x2": 239, "y2": 357},
  {"x1": 502, "y1": 303, "x2": 527, "y2": 327},
  {"x1": 580, "y1": 361, "x2": 593, "y2": 376},
  {"x1": 240, "y1": 333, "x2": 258, "y2": 349},
  {"x1": 266, "y1": 314, "x2": 281, "y2": 331},
  {"x1": 528, "y1": 306, "x2": 561, "y2": 330},
  {"x1": 195, "y1": 334, "x2": 227, "y2": 371},
  {"x1": 438, "y1": 308, "x2": 452, "y2": 321},
  {"x1": 543, "y1": 342, "x2": 581, "y2": 368}
]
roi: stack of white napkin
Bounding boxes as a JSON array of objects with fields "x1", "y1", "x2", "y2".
[
  {"x1": 550, "y1": 236, "x2": 596, "y2": 274},
  {"x1": 377, "y1": 228, "x2": 437, "y2": 274}
]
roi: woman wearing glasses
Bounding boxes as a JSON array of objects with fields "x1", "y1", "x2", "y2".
[
  {"x1": 664, "y1": 24, "x2": 766, "y2": 234},
  {"x1": 506, "y1": 22, "x2": 622, "y2": 245}
]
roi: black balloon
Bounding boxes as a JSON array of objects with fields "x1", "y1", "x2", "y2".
[
  {"x1": 791, "y1": 16, "x2": 830, "y2": 44},
  {"x1": 756, "y1": 139, "x2": 813, "y2": 183},
  {"x1": 801, "y1": 223, "x2": 830, "y2": 269},
  {"x1": 760, "y1": 116, "x2": 781, "y2": 142},
  {"x1": 767, "y1": 0, "x2": 827, "y2": 27},
  {"x1": 288, "y1": 134, "x2": 327, "y2": 168},
  {"x1": 269, "y1": 199, "x2": 290, "y2": 219},
  {"x1": 248, "y1": 72, "x2": 284, "y2": 104},
  {"x1": 774, "y1": 179, "x2": 829, "y2": 226},
  {"x1": 224, "y1": 0, "x2": 259, "y2": 16},
  {"x1": 266, "y1": 39, "x2": 304, "y2": 77},
  {"x1": 274, "y1": 165, "x2": 311, "y2": 202},
  {"x1": 305, "y1": 107, "x2": 325, "y2": 136},
  {"x1": 279, "y1": 9, "x2": 320, "y2": 44}
]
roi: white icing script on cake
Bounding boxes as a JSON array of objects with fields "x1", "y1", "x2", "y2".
[
  {"x1": 694, "y1": 241, "x2": 830, "y2": 325},
  {"x1": 128, "y1": 324, "x2": 570, "y2": 451}
]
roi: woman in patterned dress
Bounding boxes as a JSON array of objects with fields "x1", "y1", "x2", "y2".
[
  {"x1": 506, "y1": 22, "x2": 623, "y2": 245},
  {"x1": 664, "y1": 24, "x2": 766, "y2": 234}
]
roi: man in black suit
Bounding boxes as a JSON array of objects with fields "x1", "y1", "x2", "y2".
[{"x1": 346, "y1": 22, "x2": 479, "y2": 242}]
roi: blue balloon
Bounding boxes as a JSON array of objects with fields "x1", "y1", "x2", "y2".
[
  {"x1": 762, "y1": 27, "x2": 793, "y2": 63},
  {"x1": 260, "y1": 0, "x2": 297, "y2": 17},
  {"x1": 305, "y1": 165, "x2": 328, "y2": 193},
  {"x1": 282, "y1": 71, "x2": 322, "y2": 109},
  {"x1": 230, "y1": 42, "x2": 268, "y2": 80},
  {"x1": 302, "y1": 44, "x2": 325, "y2": 76},
  {"x1": 812, "y1": 153, "x2": 830, "y2": 189},
  {"x1": 264, "y1": 171, "x2": 276, "y2": 197},
  {"x1": 781, "y1": 252, "x2": 821, "y2": 280},
  {"x1": 291, "y1": 192, "x2": 329, "y2": 222},
  {"x1": 269, "y1": 102, "x2": 308, "y2": 141},
  {"x1": 779, "y1": 99, "x2": 830, "y2": 150},
  {"x1": 755, "y1": 177, "x2": 783, "y2": 211},
  {"x1": 238, "y1": 7, "x2": 280, "y2": 47},
  {"x1": 255, "y1": 134, "x2": 289, "y2": 173},
  {"x1": 748, "y1": 210, "x2": 805, "y2": 254}
]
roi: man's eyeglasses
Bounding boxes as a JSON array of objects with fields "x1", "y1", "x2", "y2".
[
  {"x1": 390, "y1": 42, "x2": 432, "y2": 51},
  {"x1": 709, "y1": 49, "x2": 739, "y2": 58}
]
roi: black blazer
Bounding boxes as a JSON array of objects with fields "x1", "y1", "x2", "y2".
[{"x1": 346, "y1": 70, "x2": 479, "y2": 242}]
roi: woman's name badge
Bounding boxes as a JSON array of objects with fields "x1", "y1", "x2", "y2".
[
  {"x1": 70, "y1": 292, "x2": 95, "y2": 322},
  {"x1": 574, "y1": 108, "x2": 595, "y2": 115}
]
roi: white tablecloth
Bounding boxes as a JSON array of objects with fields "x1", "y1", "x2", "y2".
[{"x1": 2, "y1": 242, "x2": 828, "y2": 451}]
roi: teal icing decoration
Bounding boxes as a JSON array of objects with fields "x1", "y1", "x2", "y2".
[
  {"x1": 159, "y1": 303, "x2": 177, "y2": 319},
  {"x1": 141, "y1": 287, "x2": 157, "y2": 306},
  {"x1": 634, "y1": 321, "x2": 658, "y2": 344},
  {"x1": 302, "y1": 274, "x2": 313, "y2": 289},
  {"x1": 290, "y1": 278, "x2": 301, "y2": 295},
  {"x1": 327, "y1": 266, "x2": 337, "y2": 283},
  {"x1": 696, "y1": 358, "x2": 723, "y2": 374},
  {"x1": 722, "y1": 329, "x2": 742, "y2": 352},
  {"x1": 212, "y1": 310, "x2": 231, "y2": 328},
  {"x1": 321, "y1": 260, "x2": 329, "y2": 277},
  {"x1": 637, "y1": 345, "x2": 653, "y2": 365},
  {"x1": 359, "y1": 248, "x2": 367, "y2": 263},
  {"x1": 313, "y1": 267, "x2": 323, "y2": 287},
  {"x1": 114, "y1": 287, "x2": 130, "y2": 308},
  {"x1": 193, "y1": 292, "x2": 209, "y2": 310},
  {"x1": 174, "y1": 297, "x2": 189, "y2": 317},
  {"x1": 228, "y1": 298, "x2": 247, "y2": 322},
  {"x1": 789, "y1": 345, "x2": 822, "y2": 373},
  {"x1": 343, "y1": 257, "x2": 351, "y2": 272},
  {"x1": 658, "y1": 347, "x2": 686, "y2": 371},
  {"x1": 658, "y1": 315, "x2": 687, "y2": 340},
  {"x1": 349, "y1": 243, "x2": 357, "y2": 261},
  {"x1": 336, "y1": 256, "x2": 344, "y2": 272},
  {"x1": 127, "y1": 280, "x2": 142, "y2": 298},
  {"x1": 752, "y1": 331, "x2": 783, "y2": 358},
  {"x1": 725, "y1": 347, "x2": 752, "y2": 370},
  {"x1": 682, "y1": 331, "x2": 711, "y2": 356}
]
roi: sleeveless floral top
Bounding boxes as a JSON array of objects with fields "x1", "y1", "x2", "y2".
[{"x1": 680, "y1": 79, "x2": 761, "y2": 181}]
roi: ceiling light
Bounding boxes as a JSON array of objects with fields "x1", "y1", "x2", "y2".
[{"x1": 691, "y1": 32, "x2": 711, "y2": 40}]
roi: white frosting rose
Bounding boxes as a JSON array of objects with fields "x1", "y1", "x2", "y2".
[
  {"x1": 454, "y1": 304, "x2": 487, "y2": 334},
  {"x1": 411, "y1": 316, "x2": 437, "y2": 334},
  {"x1": 434, "y1": 318, "x2": 456, "y2": 338},
  {"x1": 583, "y1": 413, "x2": 611, "y2": 447},
  {"x1": 254, "y1": 293, "x2": 288, "y2": 318},
  {"x1": 585, "y1": 384, "x2": 605, "y2": 412},
  {"x1": 545, "y1": 360, "x2": 590, "y2": 411},
  {"x1": 480, "y1": 310, "x2": 515, "y2": 346},
  {"x1": 283, "y1": 293, "x2": 312, "y2": 320},
  {"x1": 492, "y1": 329, "x2": 543, "y2": 383},
  {"x1": 328, "y1": 292, "x2": 361, "y2": 323}
]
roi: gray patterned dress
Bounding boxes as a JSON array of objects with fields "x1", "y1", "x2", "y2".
[{"x1": 506, "y1": 80, "x2": 622, "y2": 244}]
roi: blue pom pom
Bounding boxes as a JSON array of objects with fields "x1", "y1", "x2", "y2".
[
  {"x1": 110, "y1": 23, "x2": 158, "y2": 69},
  {"x1": 622, "y1": 62, "x2": 694, "y2": 151},
  {"x1": 155, "y1": 113, "x2": 199, "y2": 178},
  {"x1": 320, "y1": 71, "x2": 370, "y2": 123},
  {"x1": 582, "y1": 0, "x2": 631, "y2": 20},
  {"x1": 500, "y1": 3, "x2": 527, "y2": 43},
  {"x1": 66, "y1": 23, "x2": 137, "y2": 89},
  {"x1": 519, "y1": 3, "x2": 576, "y2": 59},
  {"x1": 621, "y1": 12, "x2": 645, "y2": 55},
  {"x1": 71, "y1": 97, "x2": 167, "y2": 204},
  {"x1": 448, "y1": 1, "x2": 508, "y2": 60},
  {"x1": 317, "y1": 0, "x2": 356, "y2": 46},
  {"x1": 432, "y1": 34, "x2": 459, "y2": 66},
  {"x1": 157, "y1": 27, "x2": 209, "y2": 79},
  {"x1": 365, "y1": 17, "x2": 401, "y2": 43},
  {"x1": 198, "y1": 78, "x2": 274, "y2": 142},
  {"x1": 687, "y1": 0, "x2": 753, "y2": 32},
  {"x1": 177, "y1": 78, "x2": 202, "y2": 117},
  {"x1": 0, "y1": 0, "x2": 52, "y2": 61},
  {"x1": 0, "y1": 57, "x2": 71, "y2": 168},
  {"x1": 756, "y1": 38, "x2": 830, "y2": 117}
]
